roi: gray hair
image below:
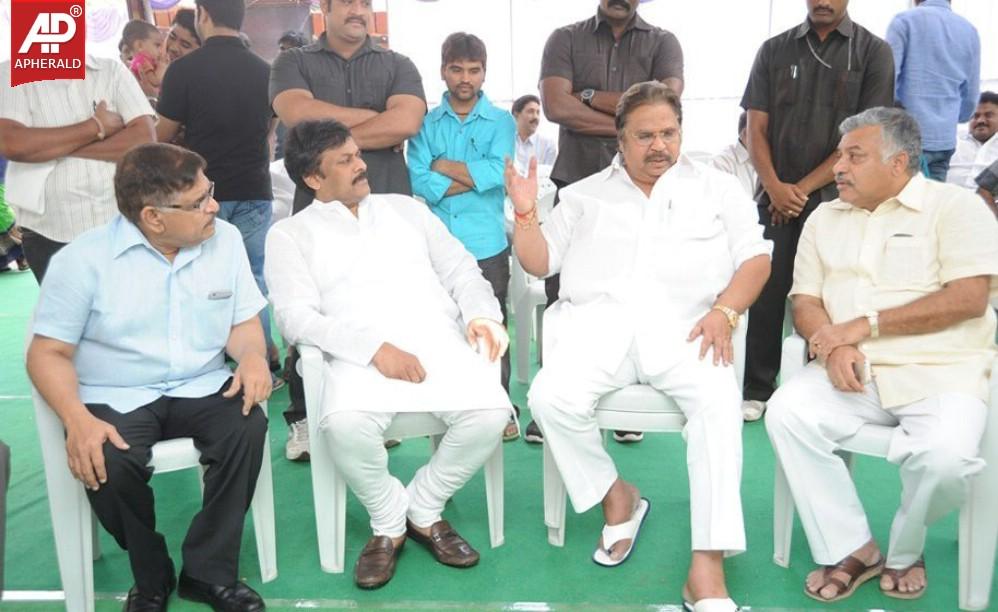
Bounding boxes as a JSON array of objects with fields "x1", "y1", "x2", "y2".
[{"x1": 839, "y1": 107, "x2": 922, "y2": 173}]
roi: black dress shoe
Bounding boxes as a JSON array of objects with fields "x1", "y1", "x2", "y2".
[
  {"x1": 123, "y1": 585, "x2": 170, "y2": 612},
  {"x1": 177, "y1": 572, "x2": 265, "y2": 611}
]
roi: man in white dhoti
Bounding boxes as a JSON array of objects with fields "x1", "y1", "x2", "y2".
[
  {"x1": 506, "y1": 81, "x2": 771, "y2": 611},
  {"x1": 766, "y1": 107, "x2": 998, "y2": 603},
  {"x1": 264, "y1": 120, "x2": 511, "y2": 589}
]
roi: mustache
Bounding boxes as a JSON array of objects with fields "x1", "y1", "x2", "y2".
[
  {"x1": 644, "y1": 153, "x2": 673, "y2": 164},
  {"x1": 352, "y1": 171, "x2": 369, "y2": 185},
  {"x1": 346, "y1": 16, "x2": 367, "y2": 26},
  {"x1": 834, "y1": 173, "x2": 852, "y2": 185},
  {"x1": 607, "y1": 0, "x2": 631, "y2": 10}
]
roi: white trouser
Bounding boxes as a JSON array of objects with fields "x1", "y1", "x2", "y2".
[
  {"x1": 320, "y1": 408, "x2": 509, "y2": 538},
  {"x1": 766, "y1": 363, "x2": 987, "y2": 569},
  {"x1": 528, "y1": 340, "x2": 746, "y2": 554}
]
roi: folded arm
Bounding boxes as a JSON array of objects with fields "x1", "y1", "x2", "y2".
[
  {"x1": 71, "y1": 115, "x2": 156, "y2": 163},
  {"x1": 0, "y1": 118, "x2": 103, "y2": 163}
]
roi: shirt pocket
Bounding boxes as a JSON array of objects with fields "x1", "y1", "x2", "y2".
[
  {"x1": 833, "y1": 70, "x2": 863, "y2": 112},
  {"x1": 574, "y1": 54, "x2": 606, "y2": 90},
  {"x1": 774, "y1": 64, "x2": 799, "y2": 108},
  {"x1": 878, "y1": 236, "x2": 932, "y2": 287},
  {"x1": 191, "y1": 296, "x2": 235, "y2": 351}
]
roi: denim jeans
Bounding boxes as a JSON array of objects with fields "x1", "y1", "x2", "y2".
[
  {"x1": 921, "y1": 149, "x2": 955, "y2": 182},
  {"x1": 216, "y1": 200, "x2": 274, "y2": 352}
]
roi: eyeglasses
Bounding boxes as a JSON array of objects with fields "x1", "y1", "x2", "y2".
[
  {"x1": 157, "y1": 181, "x2": 215, "y2": 212},
  {"x1": 629, "y1": 129, "x2": 681, "y2": 147}
]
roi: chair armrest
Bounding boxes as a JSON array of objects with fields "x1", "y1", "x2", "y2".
[{"x1": 780, "y1": 333, "x2": 808, "y2": 384}]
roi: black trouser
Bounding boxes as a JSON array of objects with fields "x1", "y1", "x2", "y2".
[
  {"x1": 283, "y1": 345, "x2": 306, "y2": 425},
  {"x1": 0, "y1": 440, "x2": 9, "y2": 597},
  {"x1": 19, "y1": 227, "x2": 66, "y2": 284},
  {"x1": 478, "y1": 247, "x2": 511, "y2": 396},
  {"x1": 743, "y1": 193, "x2": 825, "y2": 401},
  {"x1": 543, "y1": 179, "x2": 569, "y2": 308},
  {"x1": 85, "y1": 381, "x2": 267, "y2": 596}
]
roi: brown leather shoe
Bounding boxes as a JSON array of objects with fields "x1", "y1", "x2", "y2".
[
  {"x1": 406, "y1": 519, "x2": 480, "y2": 568},
  {"x1": 354, "y1": 535, "x2": 404, "y2": 589}
]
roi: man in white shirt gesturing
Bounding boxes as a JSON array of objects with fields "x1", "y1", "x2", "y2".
[{"x1": 506, "y1": 81, "x2": 771, "y2": 611}]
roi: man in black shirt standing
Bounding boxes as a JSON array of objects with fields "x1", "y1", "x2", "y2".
[
  {"x1": 740, "y1": 0, "x2": 894, "y2": 421},
  {"x1": 156, "y1": 0, "x2": 279, "y2": 376}
]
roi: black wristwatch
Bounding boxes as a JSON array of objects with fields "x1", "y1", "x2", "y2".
[{"x1": 580, "y1": 88, "x2": 595, "y2": 107}]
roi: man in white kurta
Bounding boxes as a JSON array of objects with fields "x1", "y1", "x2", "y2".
[
  {"x1": 945, "y1": 92, "x2": 998, "y2": 189},
  {"x1": 507, "y1": 82, "x2": 771, "y2": 612},
  {"x1": 264, "y1": 120, "x2": 510, "y2": 589},
  {"x1": 709, "y1": 111, "x2": 758, "y2": 200},
  {"x1": 766, "y1": 107, "x2": 998, "y2": 604}
]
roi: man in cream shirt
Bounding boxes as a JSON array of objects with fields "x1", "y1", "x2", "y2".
[
  {"x1": 0, "y1": 56, "x2": 154, "y2": 282},
  {"x1": 264, "y1": 120, "x2": 510, "y2": 590},
  {"x1": 508, "y1": 82, "x2": 771, "y2": 612},
  {"x1": 767, "y1": 107, "x2": 998, "y2": 604}
]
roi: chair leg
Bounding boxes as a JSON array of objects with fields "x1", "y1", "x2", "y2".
[
  {"x1": 772, "y1": 460, "x2": 794, "y2": 568},
  {"x1": 534, "y1": 304, "x2": 544, "y2": 365},
  {"x1": 310, "y1": 425, "x2": 345, "y2": 573},
  {"x1": 53, "y1": 486, "x2": 95, "y2": 612},
  {"x1": 515, "y1": 299, "x2": 532, "y2": 384},
  {"x1": 91, "y1": 510, "x2": 101, "y2": 561},
  {"x1": 959, "y1": 478, "x2": 998, "y2": 610},
  {"x1": 250, "y1": 436, "x2": 278, "y2": 583},
  {"x1": 543, "y1": 443, "x2": 566, "y2": 547},
  {"x1": 484, "y1": 442, "x2": 504, "y2": 548}
]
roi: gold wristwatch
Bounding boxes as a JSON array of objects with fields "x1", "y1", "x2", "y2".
[{"x1": 711, "y1": 304, "x2": 739, "y2": 329}]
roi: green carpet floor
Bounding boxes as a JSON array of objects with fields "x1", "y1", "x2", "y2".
[{"x1": 0, "y1": 268, "x2": 989, "y2": 611}]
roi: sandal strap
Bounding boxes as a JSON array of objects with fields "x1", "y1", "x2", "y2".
[
  {"x1": 601, "y1": 519, "x2": 637, "y2": 550},
  {"x1": 812, "y1": 554, "x2": 883, "y2": 597}
]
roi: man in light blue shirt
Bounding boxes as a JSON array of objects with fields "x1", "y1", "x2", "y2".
[
  {"x1": 887, "y1": 0, "x2": 980, "y2": 181},
  {"x1": 26, "y1": 143, "x2": 270, "y2": 611},
  {"x1": 408, "y1": 32, "x2": 517, "y2": 437}
]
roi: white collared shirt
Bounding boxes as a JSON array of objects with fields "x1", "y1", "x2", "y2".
[
  {"x1": 539, "y1": 154, "x2": 772, "y2": 372},
  {"x1": 947, "y1": 131, "x2": 998, "y2": 190},
  {"x1": 0, "y1": 56, "x2": 154, "y2": 242},
  {"x1": 709, "y1": 141, "x2": 758, "y2": 198},
  {"x1": 515, "y1": 131, "x2": 557, "y2": 176}
]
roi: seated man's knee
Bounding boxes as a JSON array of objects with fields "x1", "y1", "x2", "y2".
[
  {"x1": 527, "y1": 369, "x2": 582, "y2": 422},
  {"x1": 764, "y1": 378, "x2": 812, "y2": 436},
  {"x1": 99, "y1": 445, "x2": 148, "y2": 489},
  {"x1": 911, "y1": 444, "x2": 979, "y2": 489},
  {"x1": 242, "y1": 406, "x2": 269, "y2": 446},
  {"x1": 321, "y1": 412, "x2": 383, "y2": 451},
  {"x1": 479, "y1": 407, "x2": 511, "y2": 436}
]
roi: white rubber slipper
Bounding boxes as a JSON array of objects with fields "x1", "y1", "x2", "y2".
[
  {"x1": 682, "y1": 597, "x2": 741, "y2": 612},
  {"x1": 592, "y1": 497, "x2": 651, "y2": 567}
]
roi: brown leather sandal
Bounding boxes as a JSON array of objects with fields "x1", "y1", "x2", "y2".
[
  {"x1": 881, "y1": 557, "x2": 926, "y2": 600},
  {"x1": 804, "y1": 554, "x2": 885, "y2": 603}
]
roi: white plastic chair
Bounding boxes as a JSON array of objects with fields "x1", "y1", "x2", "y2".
[
  {"x1": 506, "y1": 174, "x2": 558, "y2": 384},
  {"x1": 34, "y1": 391, "x2": 278, "y2": 612},
  {"x1": 297, "y1": 343, "x2": 505, "y2": 574},
  {"x1": 543, "y1": 315, "x2": 748, "y2": 546},
  {"x1": 772, "y1": 334, "x2": 998, "y2": 611},
  {"x1": 510, "y1": 253, "x2": 547, "y2": 384}
]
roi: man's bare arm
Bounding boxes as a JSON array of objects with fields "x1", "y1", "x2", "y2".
[
  {"x1": 0, "y1": 118, "x2": 102, "y2": 163},
  {"x1": 155, "y1": 115, "x2": 182, "y2": 144},
  {"x1": 879, "y1": 276, "x2": 991, "y2": 336},
  {"x1": 807, "y1": 276, "x2": 991, "y2": 360},
  {"x1": 349, "y1": 94, "x2": 426, "y2": 151},
  {"x1": 792, "y1": 294, "x2": 834, "y2": 340},
  {"x1": 272, "y1": 89, "x2": 379, "y2": 128},
  {"x1": 26, "y1": 336, "x2": 129, "y2": 490},
  {"x1": 540, "y1": 77, "x2": 616, "y2": 137},
  {"x1": 795, "y1": 150, "x2": 838, "y2": 197},
  {"x1": 73, "y1": 116, "x2": 156, "y2": 163}
]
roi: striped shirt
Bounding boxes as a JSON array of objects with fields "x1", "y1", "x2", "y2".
[{"x1": 0, "y1": 56, "x2": 153, "y2": 243}]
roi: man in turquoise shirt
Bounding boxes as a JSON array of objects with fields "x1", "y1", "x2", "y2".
[{"x1": 409, "y1": 32, "x2": 518, "y2": 438}]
